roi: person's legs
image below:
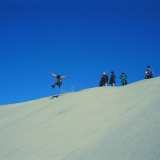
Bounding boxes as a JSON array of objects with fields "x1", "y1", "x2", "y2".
[
  {"x1": 100, "y1": 80, "x2": 106, "y2": 87},
  {"x1": 58, "y1": 82, "x2": 62, "y2": 88},
  {"x1": 99, "y1": 81, "x2": 103, "y2": 87},
  {"x1": 112, "y1": 83, "x2": 114, "y2": 87},
  {"x1": 148, "y1": 75, "x2": 153, "y2": 79},
  {"x1": 51, "y1": 82, "x2": 58, "y2": 88},
  {"x1": 102, "y1": 81, "x2": 106, "y2": 86}
]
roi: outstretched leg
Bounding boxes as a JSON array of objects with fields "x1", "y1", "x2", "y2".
[
  {"x1": 51, "y1": 82, "x2": 57, "y2": 88},
  {"x1": 58, "y1": 82, "x2": 62, "y2": 88}
]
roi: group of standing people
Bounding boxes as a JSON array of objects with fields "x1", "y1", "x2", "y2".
[
  {"x1": 99, "y1": 65, "x2": 154, "y2": 87},
  {"x1": 49, "y1": 66, "x2": 153, "y2": 89},
  {"x1": 99, "y1": 71, "x2": 127, "y2": 87}
]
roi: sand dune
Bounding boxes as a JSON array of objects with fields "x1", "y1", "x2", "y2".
[{"x1": 0, "y1": 77, "x2": 160, "y2": 160}]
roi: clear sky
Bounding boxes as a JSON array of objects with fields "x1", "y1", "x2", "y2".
[{"x1": 0, "y1": 0, "x2": 160, "y2": 105}]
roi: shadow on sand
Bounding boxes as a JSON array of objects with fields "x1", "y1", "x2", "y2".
[
  {"x1": 51, "y1": 95, "x2": 59, "y2": 99},
  {"x1": 50, "y1": 94, "x2": 63, "y2": 99}
]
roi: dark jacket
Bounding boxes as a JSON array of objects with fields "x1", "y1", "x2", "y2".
[
  {"x1": 145, "y1": 69, "x2": 153, "y2": 79},
  {"x1": 109, "y1": 74, "x2": 116, "y2": 84},
  {"x1": 56, "y1": 75, "x2": 62, "y2": 83},
  {"x1": 101, "y1": 74, "x2": 108, "y2": 83},
  {"x1": 99, "y1": 74, "x2": 108, "y2": 86}
]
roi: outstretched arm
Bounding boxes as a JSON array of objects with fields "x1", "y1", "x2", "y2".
[
  {"x1": 50, "y1": 72, "x2": 57, "y2": 77},
  {"x1": 61, "y1": 76, "x2": 68, "y2": 78}
]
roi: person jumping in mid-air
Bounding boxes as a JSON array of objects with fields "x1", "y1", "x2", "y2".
[{"x1": 50, "y1": 72, "x2": 68, "y2": 88}]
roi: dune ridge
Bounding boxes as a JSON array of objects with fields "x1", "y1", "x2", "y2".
[{"x1": 0, "y1": 77, "x2": 160, "y2": 160}]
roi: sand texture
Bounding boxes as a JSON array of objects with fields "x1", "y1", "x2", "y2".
[{"x1": 0, "y1": 77, "x2": 160, "y2": 160}]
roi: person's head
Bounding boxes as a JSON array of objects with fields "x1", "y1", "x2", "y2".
[
  {"x1": 111, "y1": 71, "x2": 114, "y2": 74},
  {"x1": 147, "y1": 66, "x2": 150, "y2": 70},
  {"x1": 103, "y1": 72, "x2": 106, "y2": 75},
  {"x1": 122, "y1": 72, "x2": 125, "y2": 76},
  {"x1": 57, "y1": 75, "x2": 61, "y2": 79}
]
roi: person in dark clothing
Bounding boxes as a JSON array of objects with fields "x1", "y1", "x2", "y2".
[
  {"x1": 99, "y1": 72, "x2": 108, "y2": 87},
  {"x1": 145, "y1": 66, "x2": 153, "y2": 79},
  {"x1": 120, "y1": 73, "x2": 127, "y2": 86},
  {"x1": 50, "y1": 72, "x2": 68, "y2": 88},
  {"x1": 109, "y1": 71, "x2": 116, "y2": 86}
]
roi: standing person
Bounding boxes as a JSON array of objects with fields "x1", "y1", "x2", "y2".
[
  {"x1": 120, "y1": 73, "x2": 127, "y2": 86},
  {"x1": 50, "y1": 72, "x2": 68, "y2": 88},
  {"x1": 99, "y1": 72, "x2": 108, "y2": 87},
  {"x1": 109, "y1": 71, "x2": 116, "y2": 86},
  {"x1": 145, "y1": 66, "x2": 153, "y2": 79}
]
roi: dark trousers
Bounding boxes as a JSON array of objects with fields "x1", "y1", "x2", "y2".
[
  {"x1": 52, "y1": 81, "x2": 62, "y2": 88},
  {"x1": 122, "y1": 82, "x2": 127, "y2": 86},
  {"x1": 99, "y1": 81, "x2": 107, "y2": 87},
  {"x1": 145, "y1": 75, "x2": 153, "y2": 79}
]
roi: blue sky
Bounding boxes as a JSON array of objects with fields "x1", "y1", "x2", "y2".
[{"x1": 0, "y1": 0, "x2": 160, "y2": 105}]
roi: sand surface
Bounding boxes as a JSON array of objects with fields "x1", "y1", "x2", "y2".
[{"x1": 0, "y1": 77, "x2": 160, "y2": 160}]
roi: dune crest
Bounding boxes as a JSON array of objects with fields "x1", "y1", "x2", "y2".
[{"x1": 0, "y1": 77, "x2": 160, "y2": 160}]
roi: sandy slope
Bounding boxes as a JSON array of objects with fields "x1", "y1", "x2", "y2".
[{"x1": 0, "y1": 77, "x2": 160, "y2": 160}]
